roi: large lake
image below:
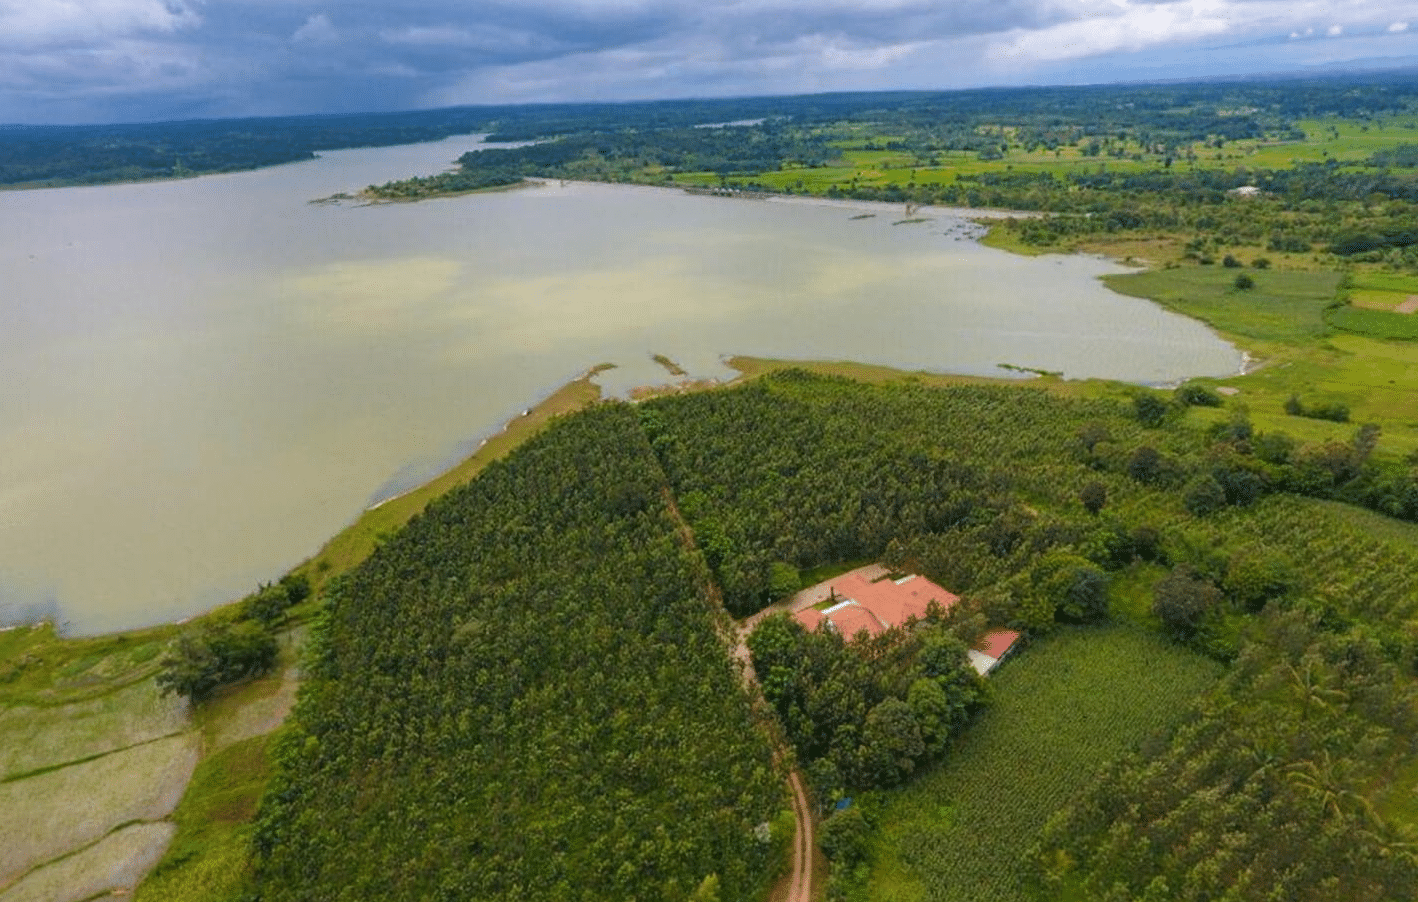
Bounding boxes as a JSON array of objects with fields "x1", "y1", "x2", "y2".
[{"x1": 0, "y1": 136, "x2": 1241, "y2": 634}]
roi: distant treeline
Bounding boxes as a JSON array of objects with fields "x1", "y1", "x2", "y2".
[
  {"x1": 8, "y1": 71, "x2": 1406, "y2": 191},
  {"x1": 358, "y1": 73, "x2": 1418, "y2": 266}
]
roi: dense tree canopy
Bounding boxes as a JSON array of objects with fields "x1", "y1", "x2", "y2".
[{"x1": 245, "y1": 371, "x2": 1418, "y2": 900}]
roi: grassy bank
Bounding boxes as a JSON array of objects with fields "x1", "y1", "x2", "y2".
[
  {"x1": 293, "y1": 365, "x2": 610, "y2": 590},
  {"x1": 0, "y1": 367, "x2": 617, "y2": 901},
  {"x1": 1097, "y1": 265, "x2": 1418, "y2": 459}
]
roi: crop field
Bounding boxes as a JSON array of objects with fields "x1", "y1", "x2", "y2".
[
  {"x1": 1345, "y1": 272, "x2": 1418, "y2": 311},
  {"x1": 0, "y1": 678, "x2": 187, "y2": 780},
  {"x1": 1328, "y1": 304, "x2": 1418, "y2": 340},
  {"x1": 1348, "y1": 288, "x2": 1411, "y2": 310},
  {"x1": 1, "y1": 822, "x2": 176, "y2": 902},
  {"x1": 670, "y1": 113, "x2": 1418, "y2": 198},
  {"x1": 862, "y1": 627, "x2": 1221, "y2": 902},
  {"x1": 0, "y1": 733, "x2": 198, "y2": 884},
  {"x1": 1203, "y1": 494, "x2": 1418, "y2": 625}
]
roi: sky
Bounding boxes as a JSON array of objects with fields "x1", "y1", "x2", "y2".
[{"x1": 2, "y1": 0, "x2": 1417, "y2": 124}]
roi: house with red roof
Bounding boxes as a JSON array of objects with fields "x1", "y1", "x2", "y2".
[
  {"x1": 793, "y1": 571, "x2": 958, "y2": 640},
  {"x1": 968, "y1": 629, "x2": 1022, "y2": 676}
]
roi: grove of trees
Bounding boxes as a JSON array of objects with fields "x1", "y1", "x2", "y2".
[{"x1": 241, "y1": 370, "x2": 1418, "y2": 901}]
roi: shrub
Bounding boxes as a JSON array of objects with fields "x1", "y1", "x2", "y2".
[
  {"x1": 1152, "y1": 565, "x2": 1221, "y2": 642},
  {"x1": 1285, "y1": 395, "x2": 1349, "y2": 422},
  {"x1": 1233, "y1": 273, "x2": 1255, "y2": 290},
  {"x1": 1127, "y1": 445, "x2": 1164, "y2": 484},
  {"x1": 820, "y1": 807, "x2": 871, "y2": 866},
  {"x1": 1080, "y1": 481, "x2": 1108, "y2": 515},
  {"x1": 1134, "y1": 393, "x2": 1168, "y2": 427},
  {"x1": 1175, "y1": 383, "x2": 1222, "y2": 407},
  {"x1": 1183, "y1": 474, "x2": 1228, "y2": 516},
  {"x1": 157, "y1": 621, "x2": 279, "y2": 703}
]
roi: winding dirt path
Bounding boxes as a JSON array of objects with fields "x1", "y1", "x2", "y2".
[
  {"x1": 658, "y1": 485, "x2": 818, "y2": 901},
  {"x1": 785, "y1": 770, "x2": 815, "y2": 902}
]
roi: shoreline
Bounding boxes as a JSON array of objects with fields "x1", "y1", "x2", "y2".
[
  {"x1": 8, "y1": 170, "x2": 1247, "y2": 641},
  {"x1": 520, "y1": 175, "x2": 1036, "y2": 222},
  {"x1": 10, "y1": 329, "x2": 1252, "y2": 641}
]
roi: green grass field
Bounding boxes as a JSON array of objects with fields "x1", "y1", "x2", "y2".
[
  {"x1": 1102, "y1": 267, "x2": 1343, "y2": 346},
  {"x1": 134, "y1": 734, "x2": 273, "y2": 902},
  {"x1": 1091, "y1": 265, "x2": 1418, "y2": 459},
  {"x1": 860, "y1": 627, "x2": 1221, "y2": 902},
  {"x1": 670, "y1": 114, "x2": 1418, "y2": 198}
]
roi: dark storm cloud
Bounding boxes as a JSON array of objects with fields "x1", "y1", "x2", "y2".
[{"x1": 0, "y1": 0, "x2": 1414, "y2": 123}]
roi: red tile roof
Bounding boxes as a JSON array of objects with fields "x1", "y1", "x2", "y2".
[
  {"x1": 829, "y1": 571, "x2": 959, "y2": 630},
  {"x1": 794, "y1": 608, "x2": 826, "y2": 632},
  {"x1": 826, "y1": 603, "x2": 886, "y2": 639},
  {"x1": 790, "y1": 571, "x2": 962, "y2": 642},
  {"x1": 976, "y1": 629, "x2": 1021, "y2": 661}
]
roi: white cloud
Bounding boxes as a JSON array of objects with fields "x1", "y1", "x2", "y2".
[
  {"x1": 379, "y1": 23, "x2": 549, "y2": 54},
  {"x1": 0, "y1": 0, "x2": 200, "y2": 48},
  {"x1": 292, "y1": 14, "x2": 337, "y2": 44},
  {"x1": 987, "y1": 0, "x2": 1230, "y2": 64},
  {"x1": 9, "y1": 0, "x2": 1418, "y2": 124}
]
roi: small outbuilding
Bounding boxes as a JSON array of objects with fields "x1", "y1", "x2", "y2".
[{"x1": 968, "y1": 629, "x2": 1023, "y2": 676}]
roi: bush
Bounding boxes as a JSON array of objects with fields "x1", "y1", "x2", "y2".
[
  {"x1": 1233, "y1": 273, "x2": 1255, "y2": 290},
  {"x1": 1222, "y1": 254, "x2": 1242, "y2": 268},
  {"x1": 1285, "y1": 395, "x2": 1349, "y2": 422},
  {"x1": 768, "y1": 561, "x2": 802, "y2": 599},
  {"x1": 157, "y1": 620, "x2": 279, "y2": 702},
  {"x1": 1134, "y1": 393, "x2": 1168, "y2": 427},
  {"x1": 1183, "y1": 474, "x2": 1228, "y2": 516},
  {"x1": 1127, "y1": 445, "x2": 1164, "y2": 484},
  {"x1": 1152, "y1": 565, "x2": 1221, "y2": 642},
  {"x1": 819, "y1": 807, "x2": 871, "y2": 866},
  {"x1": 1175, "y1": 383, "x2": 1222, "y2": 407},
  {"x1": 1079, "y1": 481, "x2": 1108, "y2": 515}
]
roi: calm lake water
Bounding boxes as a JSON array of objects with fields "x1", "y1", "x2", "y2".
[{"x1": 0, "y1": 136, "x2": 1241, "y2": 634}]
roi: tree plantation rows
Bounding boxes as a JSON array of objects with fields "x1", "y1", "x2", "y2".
[
  {"x1": 251, "y1": 405, "x2": 782, "y2": 902},
  {"x1": 1037, "y1": 614, "x2": 1418, "y2": 902},
  {"x1": 246, "y1": 370, "x2": 1418, "y2": 901}
]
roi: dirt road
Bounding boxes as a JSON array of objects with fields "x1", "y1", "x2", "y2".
[{"x1": 784, "y1": 770, "x2": 815, "y2": 902}]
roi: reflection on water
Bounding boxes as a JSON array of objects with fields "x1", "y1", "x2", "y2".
[{"x1": 0, "y1": 137, "x2": 1240, "y2": 634}]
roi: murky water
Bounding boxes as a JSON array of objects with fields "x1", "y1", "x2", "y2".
[{"x1": 0, "y1": 136, "x2": 1240, "y2": 633}]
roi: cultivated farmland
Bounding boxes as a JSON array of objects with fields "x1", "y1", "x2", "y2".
[{"x1": 862, "y1": 627, "x2": 1221, "y2": 902}]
